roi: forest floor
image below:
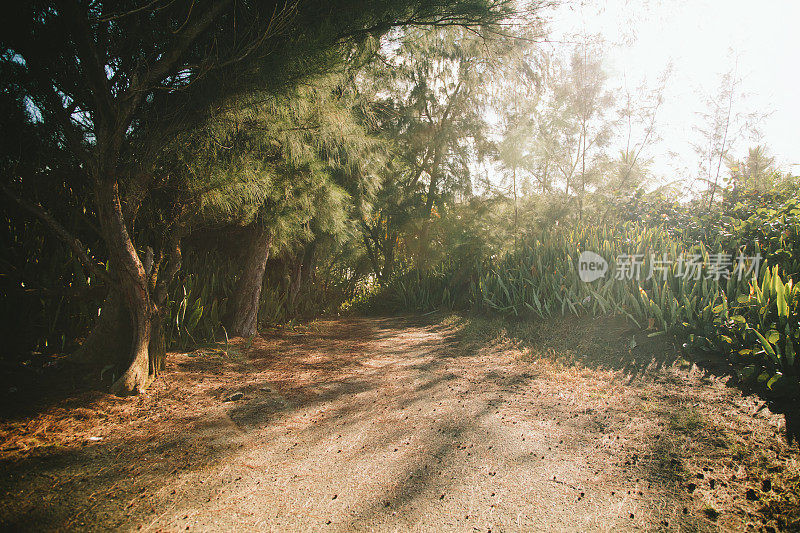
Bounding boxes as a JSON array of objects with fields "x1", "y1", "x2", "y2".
[{"x1": 1, "y1": 315, "x2": 799, "y2": 532}]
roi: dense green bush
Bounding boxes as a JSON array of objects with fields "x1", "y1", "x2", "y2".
[{"x1": 364, "y1": 193, "x2": 800, "y2": 398}]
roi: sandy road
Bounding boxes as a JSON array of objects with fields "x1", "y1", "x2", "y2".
[{"x1": 0, "y1": 316, "x2": 793, "y2": 531}]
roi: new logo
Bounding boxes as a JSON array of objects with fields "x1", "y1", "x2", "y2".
[{"x1": 578, "y1": 251, "x2": 608, "y2": 282}]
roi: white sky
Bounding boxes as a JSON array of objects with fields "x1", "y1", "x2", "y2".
[{"x1": 542, "y1": 0, "x2": 800, "y2": 182}]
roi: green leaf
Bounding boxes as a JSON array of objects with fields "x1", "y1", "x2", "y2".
[
  {"x1": 766, "y1": 330, "x2": 780, "y2": 344},
  {"x1": 785, "y1": 329, "x2": 796, "y2": 368},
  {"x1": 776, "y1": 284, "x2": 789, "y2": 319},
  {"x1": 752, "y1": 328, "x2": 779, "y2": 364},
  {"x1": 737, "y1": 364, "x2": 757, "y2": 382},
  {"x1": 766, "y1": 372, "x2": 783, "y2": 390}
]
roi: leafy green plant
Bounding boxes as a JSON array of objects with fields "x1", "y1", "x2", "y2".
[{"x1": 365, "y1": 220, "x2": 799, "y2": 398}]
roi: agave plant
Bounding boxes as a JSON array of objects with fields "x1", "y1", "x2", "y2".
[{"x1": 723, "y1": 266, "x2": 799, "y2": 394}]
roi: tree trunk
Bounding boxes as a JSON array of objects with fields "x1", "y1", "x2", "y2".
[
  {"x1": 149, "y1": 237, "x2": 182, "y2": 375},
  {"x1": 148, "y1": 310, "x2": 167, "y2": 374},
  {"x1": 227, "y1": 227, "x2": 272, "y2": 337},
  {"x1": 288, "y1": 257, "x2": 303, "y2": 314},
  {"x1": 300, "y1": 240, "x2": 317, "y2": 287},
  {"x1": 384, "y1": 233, "x2": 396, "y2": 280},
  {"x1": 363, "y1": 234, "x2": 382, "y2": 280},
  {"x1": 94, "y1": 179, "x2": 154, "y2": 395},
  {"x1": 22, "y1": 166, "x2": 162, "y2": 394}
]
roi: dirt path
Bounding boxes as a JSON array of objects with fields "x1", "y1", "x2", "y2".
[{"x1": 0, "y1": 316, "x2": 797, "y2": 532}]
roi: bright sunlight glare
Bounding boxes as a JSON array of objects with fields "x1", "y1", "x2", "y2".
[{"x1": 545, "y1": 0, "x2": 800, "y2": 182}]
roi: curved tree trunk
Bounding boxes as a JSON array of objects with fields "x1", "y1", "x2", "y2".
[
  {"x1": 71, "y1": 217, "x2": 180, "y2": 392},
  {"x1": 227, "y1": 227, "x2": 272, "y2": 337},
  {"x1": 108, "y1": 282, "x2": 151, "y2": 396},
  {"x1": 94, "y1": 179, "x2": 154, "y2": 395}
]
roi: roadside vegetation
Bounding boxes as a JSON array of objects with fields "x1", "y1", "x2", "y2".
[{"x1": 364, "y1": 188, "x2": 800, "y2": 401}]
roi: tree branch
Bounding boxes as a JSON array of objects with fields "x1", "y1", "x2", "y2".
[
  {"x1": 2, "y1": 186, "x2": 111, "y2": 284},
  {"x1": 120, "y1": 0, "x2": 234, "y2": 124}
]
